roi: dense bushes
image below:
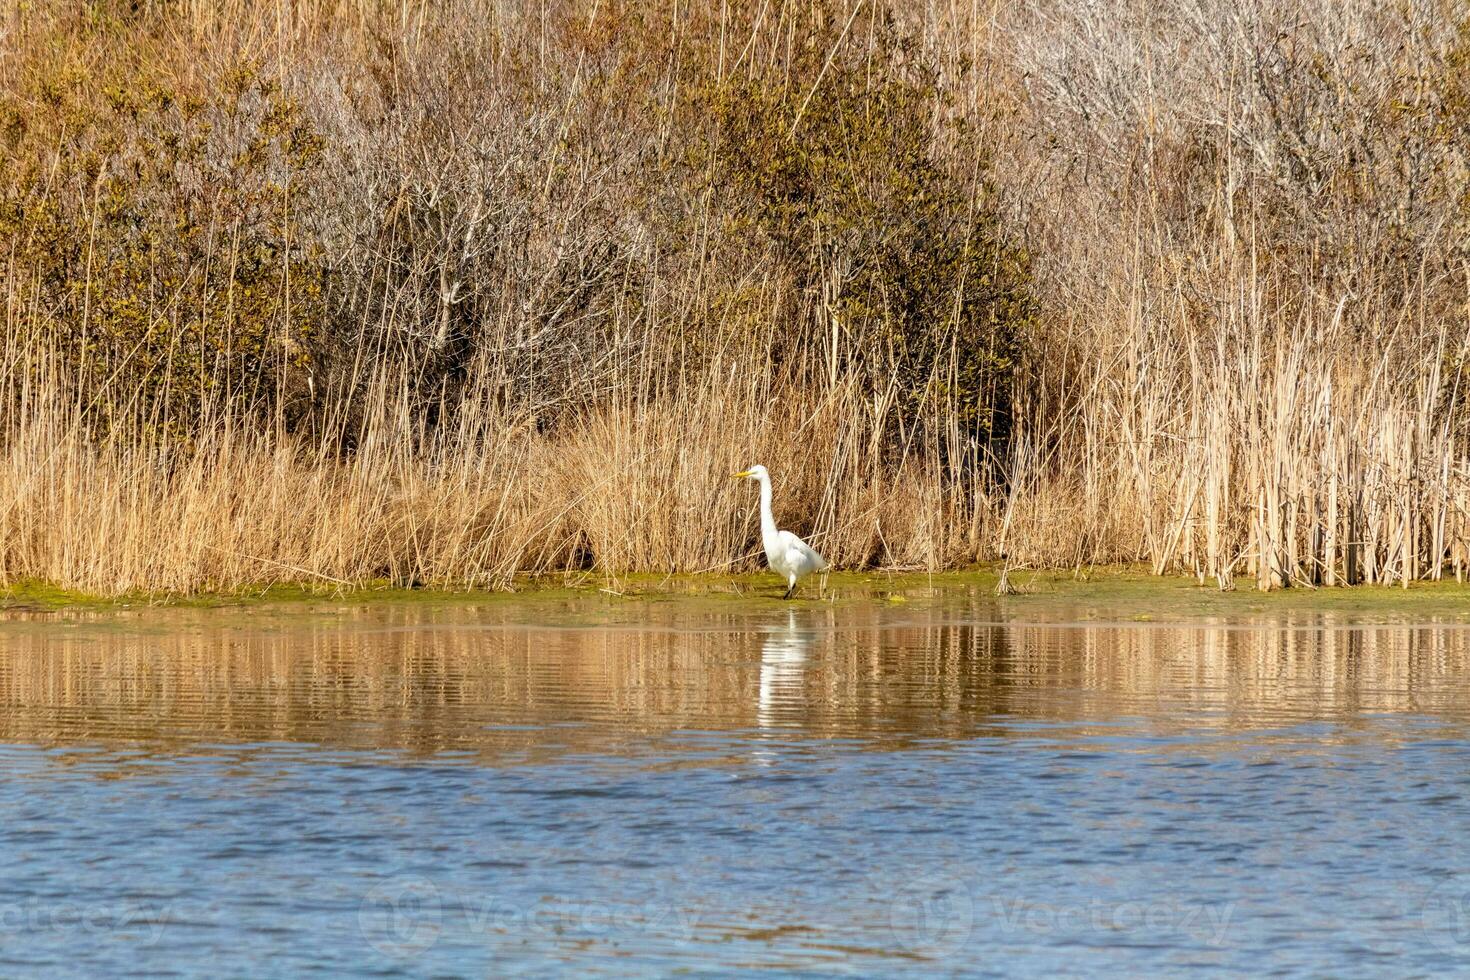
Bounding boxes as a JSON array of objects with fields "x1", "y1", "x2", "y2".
[
  {"x1": 1, "y1": 1, "x2": 1034, "y2": 449},
  {"x1": 693, "y1": 18, "x2": 1033, "y2": 444},
  {"x1": 0, "y1": 19, "x2": 327, "y2": 427},
  {"x1": 1014, "y1": 0, "x2": 1470, "y2": 321}
]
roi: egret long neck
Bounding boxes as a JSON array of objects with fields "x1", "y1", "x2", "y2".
[{"x1": 758, "y1": 474, "x2": 780, "y2": 550}]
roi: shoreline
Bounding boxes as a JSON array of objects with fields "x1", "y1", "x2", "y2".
[{"x1": 5, "y1": 565, "x2": 1470, "y2": 623}]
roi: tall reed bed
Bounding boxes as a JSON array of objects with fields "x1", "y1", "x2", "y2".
[
  {"x1": 999, "y1": 0, "x2": 1470, "y2": 588},
  {"x1": 1007, "y1": 270, "x2": 1470, "y2": 589},
  {"x1": 0, "y1": 345, "x2": 997, "y2": 594},
  {"x1": 0, "y1": 0, "x2": 1467, "y2": 594}
]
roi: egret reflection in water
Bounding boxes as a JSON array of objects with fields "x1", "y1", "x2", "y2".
[{"x1": 757, "y1": 609, "x2": 812, "y2": 729}]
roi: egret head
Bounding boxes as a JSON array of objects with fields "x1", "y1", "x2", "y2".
[{"x1": 733, "y1": 464, "x2": 769, "y2": 482}]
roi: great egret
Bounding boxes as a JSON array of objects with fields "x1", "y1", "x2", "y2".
[{"x1": 733, "y1": 465, "x2": 828, "y2": 599}]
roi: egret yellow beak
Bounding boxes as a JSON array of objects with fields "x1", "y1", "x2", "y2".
[{"x1": 732, "y1": 470, "x2": 754, "y2": 479}]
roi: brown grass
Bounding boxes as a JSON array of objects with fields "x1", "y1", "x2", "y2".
[{"x1": 0, "y1": 350, "x2": 997, "y2": 594}]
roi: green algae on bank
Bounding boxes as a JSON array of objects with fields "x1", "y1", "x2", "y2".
[
  {"x1": 0, "y1": 580, "x2": 115, "y2": 612},
  {"x1": 0, "y1": 572, "x2": 914, "y2": 614},
  {"x1": 997, "y1": 566, "x2": 1470, "y2": 622},
  {"x1": 3, "y1": 565, "x2": 1470, "y2": 623}
]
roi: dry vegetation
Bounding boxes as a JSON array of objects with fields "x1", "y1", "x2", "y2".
[{"x1": 0, "y1": 0, "x2": 1467, "y2": 595}]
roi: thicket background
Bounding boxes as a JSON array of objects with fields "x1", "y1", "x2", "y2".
[{"x1": 1, "y1": 0, "x2": 1467, "y2": 593}]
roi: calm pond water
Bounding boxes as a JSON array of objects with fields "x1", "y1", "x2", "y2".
[{"x1": 3, "y1": 587, "x2": 1470, "y2": 976}]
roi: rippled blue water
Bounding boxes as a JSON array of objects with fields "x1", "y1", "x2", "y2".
[{"x1": 2, "y1": 595, "x2": 1470, "y2": 976}]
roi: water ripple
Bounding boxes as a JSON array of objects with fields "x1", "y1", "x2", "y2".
[{"x1": 1, "y1": 597, "x2": 1470, "y2": 975}]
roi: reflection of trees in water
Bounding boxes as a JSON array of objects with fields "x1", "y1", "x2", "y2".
[{"x1": 0, "y1": 601, "x2": 1469, "y2": 761}]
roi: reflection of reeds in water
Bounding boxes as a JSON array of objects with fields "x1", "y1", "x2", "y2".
[
  {"x1": 1011, "y1": 620, "x2": 1470, "y2": 730},
  {"x1": 1, "y1": 602, "x2": 1469, "y2": 762}
]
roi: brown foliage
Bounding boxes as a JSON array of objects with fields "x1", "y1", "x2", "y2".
[{"x1": 1, "y1": 0, "x2": 1469, "y2": 593}]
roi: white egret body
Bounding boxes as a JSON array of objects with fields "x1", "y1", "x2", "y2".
[{"x1": 734, "y1": 465, "x2": 828, "y2": 599}]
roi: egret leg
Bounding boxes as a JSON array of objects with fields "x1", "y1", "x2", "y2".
[{"x1": 783, "y1": 578, "x2": 796, "y2": 600}]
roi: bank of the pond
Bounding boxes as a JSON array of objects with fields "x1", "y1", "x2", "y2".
[{"x1": 4, "y1": 565, "x2": 1470, "y2": 623}]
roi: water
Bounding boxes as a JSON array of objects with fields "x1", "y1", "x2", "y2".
[{"x1": 3, "y1": 588, "x2": 1470, "y2": 976}]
